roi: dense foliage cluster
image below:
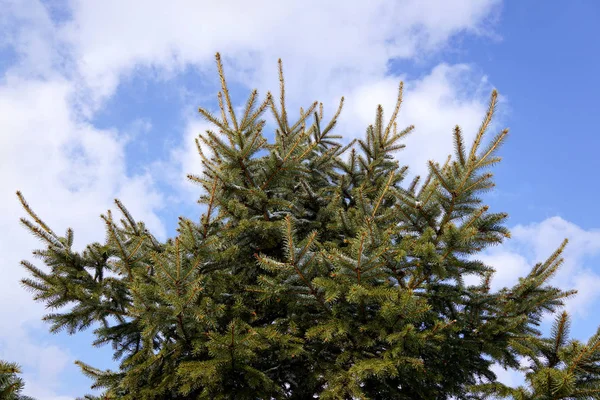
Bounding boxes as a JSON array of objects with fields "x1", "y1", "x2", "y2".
[
  {"x1": 0, "y1": 361, "x2": 34, "y2": 400},
  {"x1": 15, "y1": 54, "x2": 600, "y2": 399}
]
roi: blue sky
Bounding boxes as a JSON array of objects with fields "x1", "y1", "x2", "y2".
[{"x1": 1, "y1": 1, "x2": 600, "y2": 398}]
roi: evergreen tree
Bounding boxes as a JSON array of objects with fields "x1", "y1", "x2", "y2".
[
  {"x1": 15, "y1": 53, "x2": 600, "y2": 399},
  {"x1": 470, "y1": 311, "x2": 600, "y2": 399},
  {"x1": 0, "y1": 361, "x2": 35, "y2": 400}
]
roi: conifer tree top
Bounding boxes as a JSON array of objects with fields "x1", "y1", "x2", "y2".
[{"x1": 15, "y1": 53, "x2": 599, "y2": 400}]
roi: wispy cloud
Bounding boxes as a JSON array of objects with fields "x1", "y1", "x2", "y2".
[{"x1": 477, "y1": 217, "x2": 600, "y2": 319}]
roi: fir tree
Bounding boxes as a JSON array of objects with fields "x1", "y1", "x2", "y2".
[
  {"x1": 0, "y1": 361, "x2": 35, "y2": 400},
  {"x1": 470, "y1": 311, "x2": 600, "y2": 399},
  {"x1": 15, "y1": 53, "x2": 600, "y2": 399}
]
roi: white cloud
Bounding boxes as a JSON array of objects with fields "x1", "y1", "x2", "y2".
[
  {"x1": 151, "y1": 116, "x2": 213, "y2": 203},
  {"x1": 342, "y1": 64, "x2": 491, "y2": 178},
  {"x1": 512, "y1": 217, "x2": 600, "y2": 270},
  {"x1": 0, "y1": 75, "x2": 167, "y2": 398},
  {"x1": 479, "y1": 250, "x2": 530, "y2": 289},
  {"x1": 0, "y1": 0, "x2": 64, "y2": 79},
  {"x1": 490, "y1": 362, "x2": 526, "y2": 391},
  {"x1": 0, "y1": 338, "x2": 72, "y2": 399},
  {"x1": 0, "y1": 3, "x2": 165, "y2": 397},
  {"x1": 511, "y1": 217, "x2": 600, "y2": 318},
  {"x1": 58, "y1": 0, "x2": 501, "y2": 106},
  {"x1": 566, "y1": 271, "x2": 600, "y2": 318},
  {"x1": 479, "y1": 216, "x2": 600, "y2": 318}
]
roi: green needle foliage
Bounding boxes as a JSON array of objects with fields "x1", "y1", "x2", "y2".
[
  {"x1": 0, "y1": 361, "x2": 35, "y2": 400},
  {"x1": 15, "y1": 53, "x2": 600, "y2": 399},
  {"x1": 470, "y1": 311, "x2": 600, "y2": 399}
]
